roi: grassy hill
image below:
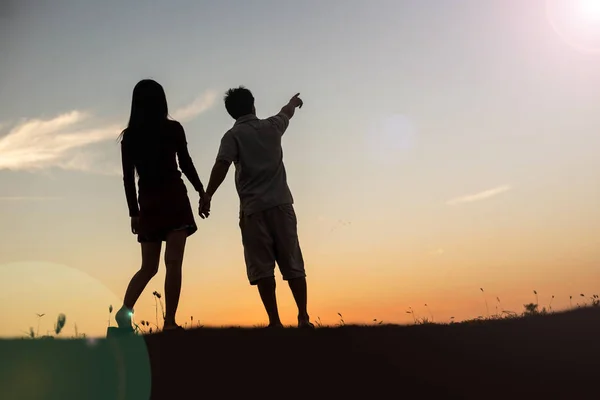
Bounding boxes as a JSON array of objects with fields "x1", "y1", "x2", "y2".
[{"x1": 1, "y1": 307, "x2": 599, "y2": 399}]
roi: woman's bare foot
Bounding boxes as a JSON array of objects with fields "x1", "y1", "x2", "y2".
[
  {"x1": 115, "y1": 306, "x2": 134, "y2": 331},
  {"x1": 298, "y1": 319, "x2": 315, "y2": 329}
]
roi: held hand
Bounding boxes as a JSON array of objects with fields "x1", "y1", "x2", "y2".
[
  {"x1": 199, "y1": 193, "x2": 212, "y2": 219},
  {"x1": 131, "y1": 216, "x2": 140, "y2": 234},
  {"x1": 289, "y1": 93, "x2": 303, "y2": 109}
]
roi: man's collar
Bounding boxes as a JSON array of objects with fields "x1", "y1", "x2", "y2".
[{"x1": 234, "y1": 114, "x2": 258, "y2": 125}]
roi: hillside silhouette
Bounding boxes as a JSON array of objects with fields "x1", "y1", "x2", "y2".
[{"x1": 1, "y1": 306, "x2": 599, "y2": 399}]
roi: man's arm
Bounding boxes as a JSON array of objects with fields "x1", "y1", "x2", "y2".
[
  {"x1": 206, "y1": 160, "x2": 231, "y2": 198},
  {"x1": 279, "y1": 93, "x2": 303, "y2": 120},
  {"x1": 267, "y1": 93, "x2": 303, "y2": 135},
  {"x1": 207, "y1": 130, "x2": 237, "y2": 198},
  {"x1": 198, "y1": 130, "x2": 237, "y2": 219},
  {"x1": 199, "y1": 159, "x2": 230, "y2": 218}
]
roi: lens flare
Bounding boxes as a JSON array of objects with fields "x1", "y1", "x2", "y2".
[
  {"x1": 547, "y1": 0, "x2": 600, "y2": 53},
  {"x1": 579, "y1": 0, "x2": 600, "y2": 22}
]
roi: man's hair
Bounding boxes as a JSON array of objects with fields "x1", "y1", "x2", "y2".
[{"x1": 224, "y1": 86, "x2": 254, "y2": 120}]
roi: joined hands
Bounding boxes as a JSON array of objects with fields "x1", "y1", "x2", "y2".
[{"x1": 199, "y1": 193, "x2": 211, "y2": 219}]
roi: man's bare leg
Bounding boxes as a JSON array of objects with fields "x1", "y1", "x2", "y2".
[
  {"x1": 257, "y1": 277, "x2": 283, "y2": 327},
  {"x1": 288, "y1": 277, "x2": 313, "y2": 328}
]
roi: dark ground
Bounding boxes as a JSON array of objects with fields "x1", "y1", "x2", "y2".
[{"x1": 1, "y1": 307, "x2": 599, "y2": 400}]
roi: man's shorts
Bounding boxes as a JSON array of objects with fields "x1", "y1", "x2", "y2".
[{"x1": 239, "y1": 203, "x2": 306, "y2": 285}]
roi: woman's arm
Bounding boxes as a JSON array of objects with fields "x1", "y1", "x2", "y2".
[
  {"x1": 121, "y1": 141, "x2": 139, "y2": 217},
  {"x1": 175, "y1": 123, "x2": 205, "y2": 195}
]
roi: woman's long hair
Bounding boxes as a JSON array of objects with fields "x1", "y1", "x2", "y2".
[{"x1": 118, "y1": 79, "x2": 170, "y2": 146}]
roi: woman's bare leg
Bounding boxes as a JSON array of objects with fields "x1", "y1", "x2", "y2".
[
  {"x1": 117, "y1": 241, "x2": 162, "y2": 328},
  {"x1": 163, "y1": 230, "x2": 187, "y2": 328}
]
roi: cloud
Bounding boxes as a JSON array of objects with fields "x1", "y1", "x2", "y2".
[
  {"x1": 446, "y1": 185, "x2": 511, "y2": 206},
  {"x1": 55, "y1": 149, "x2": 122, "y2": 176},
  {"x1": 171, "y1": 90, "x2": 218, "y2": 122},
  {"x1": 0, "y1": 111, "x2": 119, "y2": 171},
  {"x1": 0, "y1": 90, "x2": 216, "y2": 173}
]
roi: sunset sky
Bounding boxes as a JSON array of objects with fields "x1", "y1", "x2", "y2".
[{"x1": 1, "y1": 0, "x2": 599, "y2": 338}]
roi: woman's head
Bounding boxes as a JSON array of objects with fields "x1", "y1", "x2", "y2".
[
  {"x1": 120, "y1": 79, "x2": 169, "y2": 142},
  {"x1": 128, "y1": 79, "x2": 169, "y2": 126}
]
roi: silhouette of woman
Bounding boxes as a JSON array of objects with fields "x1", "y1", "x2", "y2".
[{"x1": 115, "y1": 79, "x2": 209, "y2": 331}]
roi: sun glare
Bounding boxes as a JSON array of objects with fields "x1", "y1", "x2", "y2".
[
  {"x1": 579, "y1": 0, "x2": 600, "y2": 22},
  {"x1": 547, "y1": 0, "x2": 600, "y2": 53}
]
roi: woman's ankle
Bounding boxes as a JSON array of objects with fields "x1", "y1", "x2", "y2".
[
  {"x1": 298, "y1": 313, "x2": 310, "y2": 322},
  {"x1": 119, "y1": 304, "x2": 134, "y2": 312}
]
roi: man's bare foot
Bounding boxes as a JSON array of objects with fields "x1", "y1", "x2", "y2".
[
  {"x1": 163, "y1": 323, "x2": 185, "y2": 331},
  {"x1": 163, "y1": 325, "x2": 185, "y2": 331}
]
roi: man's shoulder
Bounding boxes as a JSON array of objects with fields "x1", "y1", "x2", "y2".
[
  {"x1": 263, "y1": 113, "x2": 289, "y2": 135},
  {"x1": 222, "y1": 126, "x2": 237, "y2": 138},
  {"x1": 263, "y1": 112, "x2": 289, "y2": 124}
]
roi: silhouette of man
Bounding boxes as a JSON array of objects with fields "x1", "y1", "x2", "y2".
[{"x1": 202, "y1": 87, "x2": 313, "y2": 328}]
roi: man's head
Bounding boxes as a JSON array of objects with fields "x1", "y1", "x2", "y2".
[{"x1": 224, "y1": 86, "x2": 256, "y2": 120}]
